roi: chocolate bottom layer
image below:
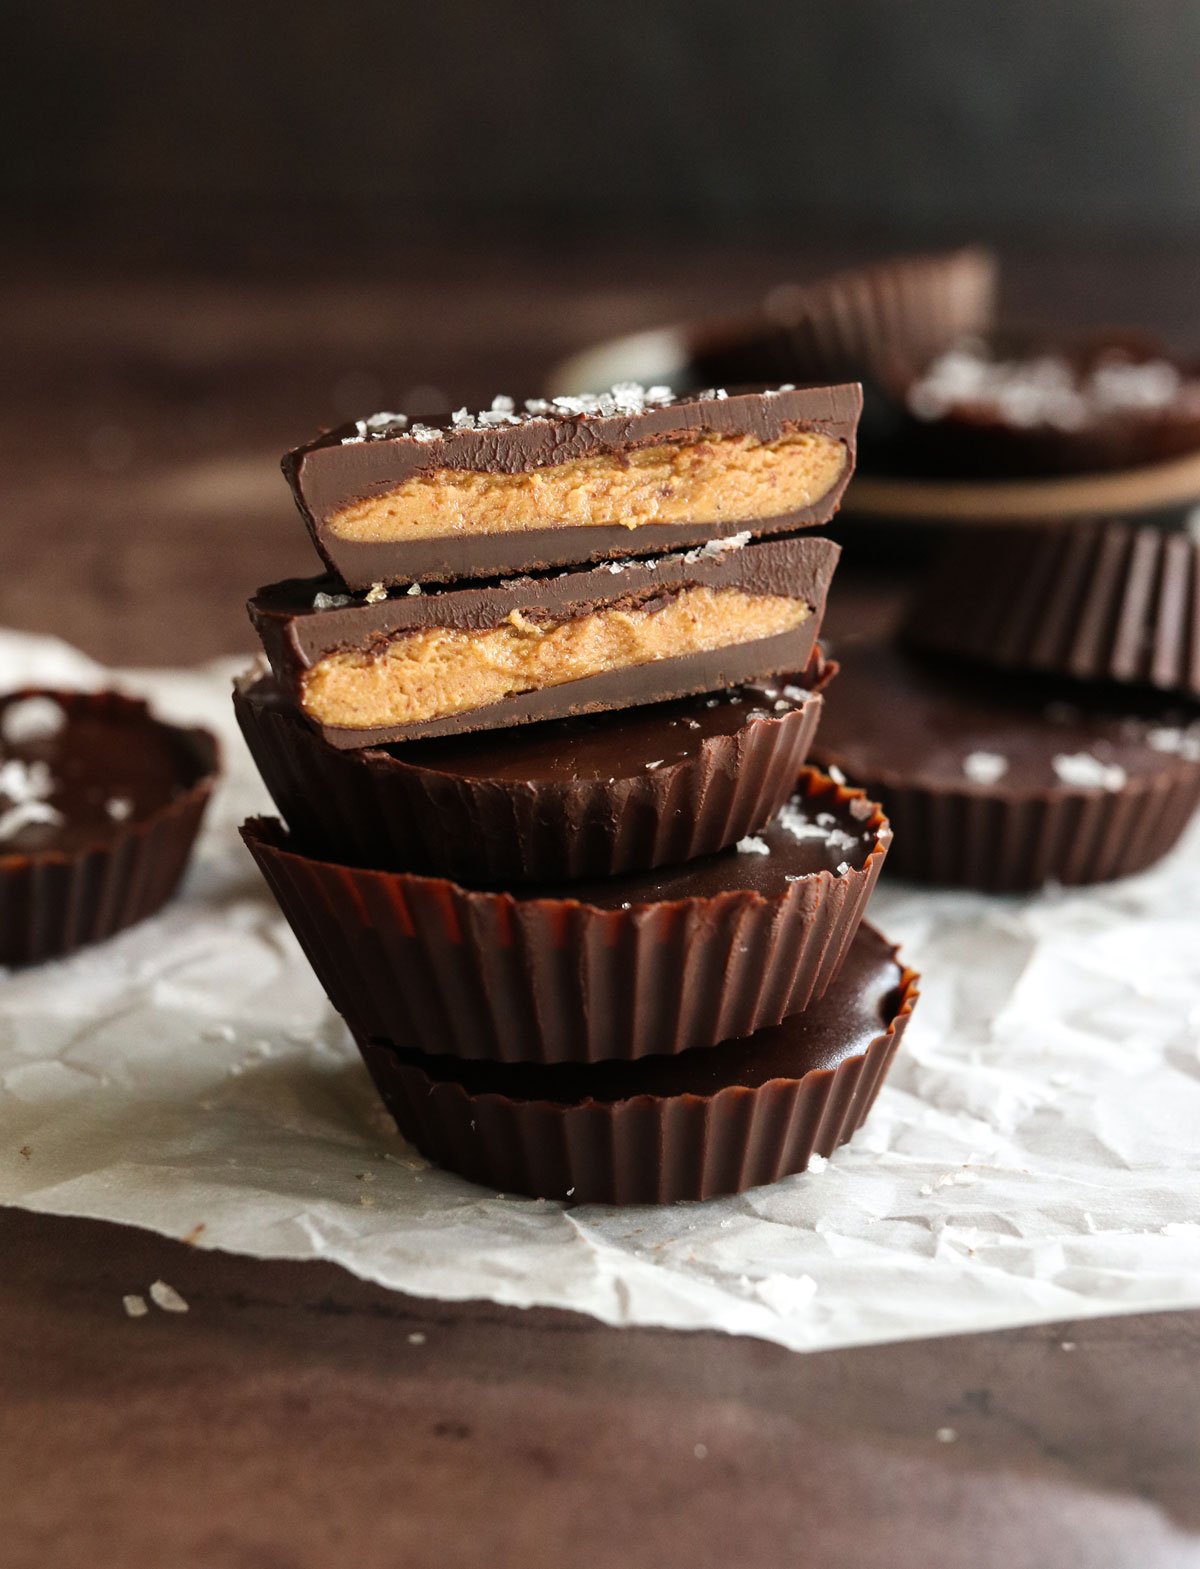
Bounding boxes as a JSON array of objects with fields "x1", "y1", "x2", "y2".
[
  {"x1": 234, "y1": 658, "x2": 835, "y2": 881},
  {"x1": 241, "y1": 769, "x2": 891, "y2": 1064},
  {"x1": 356, "y1": 922, "x2": 917, "y2": 1204},
  {"x1": 812, "y1": 640, "x2": 1200, "y2": 891}
]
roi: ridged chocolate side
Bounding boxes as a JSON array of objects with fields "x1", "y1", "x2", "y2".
[
  {"x1": 354, "y1": 949, "x2": 918, "y2": 1205},
  {"x1": 824, "y1": 764, "x2": 1200, "y2": 892},
  {"x1": 240, "y1": 771, "x2": 892, "y2": 1065},
  {"x1": 905, "y1": 521, "x2": 1200, "y2": 697},
  {"x1": 233, "y1": 658, "x2": 836, "y2": 881},
  {"x1": 691, "y1": 247, "x2": 997, "y2": 392},
  {"x1": 0, "y1": 709, "x2": 217, "y2": 966}
]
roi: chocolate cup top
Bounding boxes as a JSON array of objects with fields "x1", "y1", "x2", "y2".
[
  {"x1": 894, "y1": 329, "x2": 1200, "y2": 479},
  {"x1": 234, "y1": 656, "x2": 838, "y2": 884},
  {"x1": 0, "y1": 688, "x2": 219, "y2": 861},
  {"x1": 284, "y1": 383, "x2": 862, "y2": 588},
  {"x1": 812, "y1": 640, "x2": 1200, "y2": 795},
  {"x1": 371, "y1": 921, "x2": 915, "y2": 1105}
]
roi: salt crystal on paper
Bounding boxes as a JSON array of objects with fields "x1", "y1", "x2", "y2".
[{"x1": 753, "y1": 1274, "x2": 818, "y2": 1315}]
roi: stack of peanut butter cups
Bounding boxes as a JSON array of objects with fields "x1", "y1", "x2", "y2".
[{"x1": 237, "y1": 382, "x2": 918, "y2": 1204}]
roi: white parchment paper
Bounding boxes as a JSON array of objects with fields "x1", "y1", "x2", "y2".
[{"x1": 3, "y1": 628, "x2": 1199, "y2": 1353}]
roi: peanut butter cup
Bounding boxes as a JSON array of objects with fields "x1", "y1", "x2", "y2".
[
  {"x1": 0, "y1": 689, "x2": 218, "y2": 965},
  {"x1": 240, "y1": 769, "x2": 891, "y2": 1065},
  {"x1": 355, "y1": 921, "x2": 918, "y2": 1204},
  {"x1": 285, "y1": 383, "x2": 860, "y2": 588},
  {"x1": 812, "y1": 640, "x2": 1200, "y2": 891},
  {"x1": 234, "y1": 655, "x2": 836, "y2": 882},
  {"x1": 249, "y1": 534, "x2": 840, "y2": 748}
]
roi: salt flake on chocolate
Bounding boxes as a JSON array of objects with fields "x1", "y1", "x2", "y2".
[
  {"x1": 1052, "y1": 752, "x2": 1128, "y2": 792},
  {"x1": 1, "y1": 696, "x2": 65, "y2": 746}
]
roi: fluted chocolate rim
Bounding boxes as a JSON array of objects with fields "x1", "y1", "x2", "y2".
[
  {"x1": 903, "y1": 520, "x2": 1200, "y2": 697},
  {"x1": 353, "y1": 932, "x2": 919, "y2": 1204},
  {"x1": 240, "y1": 769, "x2": 893, "y2": 1064},
  {"x1": 811, "y1": 758, "x2": 1200, "y2": 891},
  {"x1": 689, "y1": 246, "x2": 997, "y2": 392},
  {"x1": 0, "y1": 689, "x2": 219, "y2": 965},
  {"x1": 233, "y1": 655, "x2": 838, "y2": 881}
]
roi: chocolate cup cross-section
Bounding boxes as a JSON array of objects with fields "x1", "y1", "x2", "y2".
[
  {"x1": 248, "y1": 534, "x2": 840, "y2": 749},
  {"x1": 284, "y1": 384, "x2": 861, "y2": 588}
]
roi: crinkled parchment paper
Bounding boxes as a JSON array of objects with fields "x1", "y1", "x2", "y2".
[{"x1": 3, "y1": 628, "x2": 1199, "y2": 1353}]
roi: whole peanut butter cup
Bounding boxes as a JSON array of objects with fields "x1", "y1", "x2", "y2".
[
  {"x1": 0, "y1": 689, "x2": 218, "y2": 965},
  {"x1": 354, "y1": 921, "x2": 918, "y2": 1204},
  {"x1": 812, "y1": 640, "x2": 1200, "y2": 891},
  {"x1": 234, "y1": 655, "x2": 836, "y2": 882},
  {"x1": 241, "y1": 768, "x2": 892, "y2": 1065}
]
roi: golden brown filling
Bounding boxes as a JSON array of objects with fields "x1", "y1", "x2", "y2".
[
  {"x1": 327, "y1": 431, "x2": 846, "y2": 542},
  {"x1": 302, "y1": 587, "x2": 809, "y2": 729}
]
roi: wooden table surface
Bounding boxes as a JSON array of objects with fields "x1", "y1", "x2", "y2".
[{"x1": 2, "y1": 239, "x2": 1200, "y2": 1568}]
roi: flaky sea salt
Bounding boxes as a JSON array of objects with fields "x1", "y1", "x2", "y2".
[
  {"x1": 106, "y1": 796, "x2": 133, "y2": 821},
  {"x1": 0, "y1": 757, "x2": 54, "y2": 804},
  {"x1": 1147, "y1": 724, "x2": 1200, "y2": 762},
  {"x1": 122, "y1": 1294, "x2": 149, "y2": 1318},
  {"x1": 363, "y1": 582, "x2": 388, "y2": 604},
  {"x1": 1, "y1": 696, "x2": 65, "y2": 746},
  {"x1": 312, "y1": 590, "x2": 353, "y2": 611},
  {"x1": 962, "y1": 750, "x2": 1009, "y2": 785},
  {"x1": 776, "y1": 798, "x2": 862, "y2": 860},
  {"x1": 1052, "y1": 752, "x2": 1128, "y2": 791},
  {"x1": 406, "y1": 583, "x2": 423, "y2": 596},
  {"x1": 148, "y1": 1280, "x2": 189, "y2": 1313},
  {"x1": 736, "y1": 836, "x2": 770, "y2": 855},
  {"x1": 682, "y1": 531, "x2": 752, "y2": 564}
]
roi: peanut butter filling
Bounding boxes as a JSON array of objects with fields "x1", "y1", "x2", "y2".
[
  {"x1": 302, "y1": 587, "x2": 809, "y2": 730},
  {"x1": 326, "y1": 432, "x2": 847, "y2": 542}
]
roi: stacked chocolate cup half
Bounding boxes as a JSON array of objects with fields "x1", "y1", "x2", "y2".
[{"x1": 238, "y1": 382, "x2": 918, "y2": 1203}]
